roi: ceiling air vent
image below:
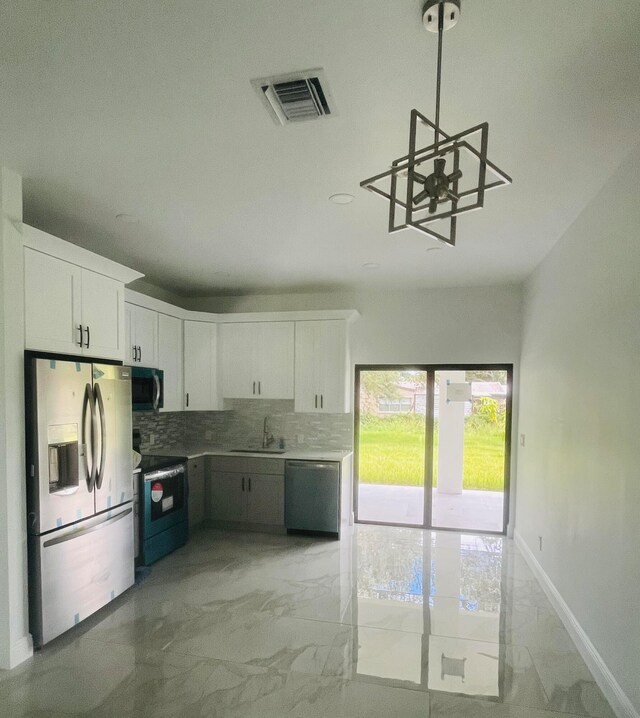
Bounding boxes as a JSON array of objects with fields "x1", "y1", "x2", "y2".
[{"x1": 251, "y1": 69, "x2": 336, "y2": 126}]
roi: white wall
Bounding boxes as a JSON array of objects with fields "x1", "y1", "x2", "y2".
[
  {"x1": 185, "y1": 285, "x2": 523, "y2": 365},
  {"x1": 516, "y1": 145, "x2": 640, "y2": 714},
  {"x1": 0, "y1": 168, "x2": 32, "y2": 668}
]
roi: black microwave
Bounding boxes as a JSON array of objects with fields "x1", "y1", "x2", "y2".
[{"x1": 131, "y1": 367, "x2": 164, "y2": 411}]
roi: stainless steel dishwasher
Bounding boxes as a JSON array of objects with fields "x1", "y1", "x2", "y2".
[{"x1": 285, "y1": 461, "x2": 340, "y2": 537}]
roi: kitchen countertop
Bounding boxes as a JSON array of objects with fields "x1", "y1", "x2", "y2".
[{"x1": 147, "y1": 445, "x2": 353, "y2": 462}]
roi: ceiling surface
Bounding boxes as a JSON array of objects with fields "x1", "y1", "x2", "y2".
[{"x1": 1, "y1": 1, "x2": 639, "y2": 296}]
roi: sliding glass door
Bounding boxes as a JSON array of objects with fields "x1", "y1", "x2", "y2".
[
  {"x1": 354, "y1": 365, "x2": 512, "y2": 534},
  {"x1": 354, "y1": 369, "x2": 427, "y2": 526}
]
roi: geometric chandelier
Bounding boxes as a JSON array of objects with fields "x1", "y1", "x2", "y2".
[{"x1": 360, "y1": 0, "x2": 511, "y2": 247}]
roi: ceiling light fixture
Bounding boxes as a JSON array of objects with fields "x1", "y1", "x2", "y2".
[
  {"x1": 360, "y1": 0, "x2": 511, "y2": 247},
  {"x1": 329, "y1": 193, "x2": 355, "y2": 204}
]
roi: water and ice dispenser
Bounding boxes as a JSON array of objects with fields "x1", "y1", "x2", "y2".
[{"x1": 47, "y1": 424, "x2": 79, "y2": 493}]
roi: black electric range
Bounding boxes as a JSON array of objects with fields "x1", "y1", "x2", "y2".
[{"x1": 135, "y1": 453, "x2": 189, "y2": 566}]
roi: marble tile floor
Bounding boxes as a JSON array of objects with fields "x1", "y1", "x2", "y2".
[{"x1": 0, "y1": 524, "x2": 615, "y2": 718}]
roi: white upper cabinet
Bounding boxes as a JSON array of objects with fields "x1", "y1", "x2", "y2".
[
  {"x1": 80, "y1": 269, "x2": 124, "y2": 361},
  {"x1": 221, "y1": 323, "x2": 256, "y2": 399},
  {"x1": 24, "y1": 248, "x2": 82, "y2": 355},
  {"x1": 294, "y1": 320, "x2": 349, "y2": 413},
  {"x1": 24, "y1": 248, "x2": 125, "y2": 361},
  {"x1": 125, "y1": 303, "x2": 158, "y2": 367},
  {"x1": 23, "y1": 225, "x2": 142, "y2": 361},
  {"x1": 221, "y1": 322, "x2": 294, "y2": 399},
  {"x1": 184, "y1": 321, "x2": 222, "y2": 411},
  {"x1": 158, "y1": 313, "x2": 183, "y2": 412},
  {"x1": 260, "y1": 323, "x2": 295, "y2": 399}
]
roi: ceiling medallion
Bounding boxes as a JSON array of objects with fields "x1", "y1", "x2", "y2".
[{"x1": 360, "y1": 0, "x2": 511, "y2": 247}]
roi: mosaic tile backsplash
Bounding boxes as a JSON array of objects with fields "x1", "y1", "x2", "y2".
[{"x1": 132, "y1": 399, "x2": 353, "y2": 454}]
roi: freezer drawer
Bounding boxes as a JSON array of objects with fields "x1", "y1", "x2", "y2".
[
  {"x1": 29, "y1": 506, "x2": 134, "y2": 648},
  {"x1": 285, "y1": 461, "x2": 340, "y2": 535}
]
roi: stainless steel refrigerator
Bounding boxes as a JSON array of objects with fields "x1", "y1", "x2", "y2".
[{"x1": 26, "y1": 357, "x2": 134, "y2": 648}]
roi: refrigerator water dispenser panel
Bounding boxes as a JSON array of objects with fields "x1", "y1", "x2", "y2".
[{"x1": 47, "y1": 424, "x2": 79, "y2": 493}]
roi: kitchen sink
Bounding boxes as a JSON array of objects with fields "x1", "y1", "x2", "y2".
[{"x1": 230, "y1": 448, "x2": 286, "y2": 455}]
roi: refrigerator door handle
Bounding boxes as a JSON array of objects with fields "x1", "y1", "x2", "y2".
[
  {"x1": 94, "y1": 383, "x2": 107, "y2": 490},
  {"x1": 82, "y1": 383, "x2": 97, "y2": 490},
  {"x1": 153, "y1": 372, "x2": 161, "y2": 410},
  {"x1": 42, "y1": 507, "x2": 132, "y2": 548}
]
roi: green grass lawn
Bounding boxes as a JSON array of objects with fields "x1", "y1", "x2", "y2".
[{"x1": 358, "y1": 414, "x2": 505, "y2": 491}]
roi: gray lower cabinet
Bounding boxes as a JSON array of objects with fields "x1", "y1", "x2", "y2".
[
  {"x1": 188, "y1": 458, "x2": 206, "y2": 528},
  {"x1": 246, "y1": 474, "x2": 284, "y2": 525},
  {"x1": 206, "y1": 457, "x2": 284, "y2": 527},
  {"x1": 209, "y1": 472, "x2": 246, "y2": 522}
]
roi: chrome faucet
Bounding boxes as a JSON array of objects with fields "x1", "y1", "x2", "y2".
[{"x1": 262, "y1": 416, "x2": 275, "y2": 449}]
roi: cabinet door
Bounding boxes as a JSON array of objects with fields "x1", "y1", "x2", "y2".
[
  {"x1": 188, "y1": 458, "x2": 205, "y2": 527},
  {"x1": 221, "y1": 323, "x2": 257, "y2": 398},
  {"x1": 257, "y1": 322, "x2": 294, "y2": 399},
  {"x1": 317, "y1": 320, "x2": 348, "y2": 413},
  {"x1": 294, "y1": 321, "x2": 320, "y2": 412},
  {"x1": 208, "y1": 472, "x2": 246, "y2": 522},
  {"x1": 124, "y1": 304, "x2": 136, "y2": 364},
  {"x1": 81, "y1": 269, "x2": 124, "y2": 361},
  {"x1": 24, "y1": 248, "x2": 83, "y2": 355},
  {"x1": 136, "y1": 305, "x2": 159, "y2": 368},
  {"x1": 184, "y1": 321, "x2": 221, "y2": 410},
  {"x1": 130, "y1": 304, "x2": 158, "y2": 368},
  {"x1": 246, "y1": 474, "x2": 284, "y2": 525},
  {"x1": 158, "y1": 314, "x2": 183, "y2": 411}
]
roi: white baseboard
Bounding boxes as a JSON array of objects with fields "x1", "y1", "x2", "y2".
[
  {"x1": 514, "y1": 530, "x2": 638, "y2": 718},
  {"x1": 7, "y1": 634, "x2": 32, "y2": 669}
]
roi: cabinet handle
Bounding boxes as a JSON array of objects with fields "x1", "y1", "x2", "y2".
[
  {"x1": 186, "y1": 392, "x2": 189, "y2": 407},
  {"x1": 315, "y1": 394, "x2": 318, "y2": 409},
  {"x1": 253, "y1": 381, "x2": 256, "y2": 395},
  {"x1": 137, "y1": 346, "x2": 141, "y2": 362},
  {"x1": 258, "y1": 381, "x2": 261, "y2": 395},
  {"x1": 139, "y1": 345, "x2": 142, "y2": 362},
  {"x1": 242, "y1": 476, "x2": 245, "y2": 491},
  {"x1": 248, "y1": 477, "x2": 251, "y2": 492},
  {"x1": 85, "y1": 325, "x2": 90, "y2": 349},
  {"x1": 77, "y1": 324, "x2": 84, "y2": 347},
  {"x1": 320, "y1": 394, "x2": 323, "y2": 409}
]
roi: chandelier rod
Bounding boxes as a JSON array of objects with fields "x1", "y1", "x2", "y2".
[{"x1": 434, "y1": 2, "x2": 444, "y2": 153}]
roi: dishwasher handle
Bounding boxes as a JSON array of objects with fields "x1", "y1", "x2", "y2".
[{"x1": 285, "y1": 461, "x2": 338, "y2": 471}]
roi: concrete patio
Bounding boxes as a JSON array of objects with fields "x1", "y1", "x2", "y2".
[{"x1": 357, "y1": 484, "x2": 504, "y2": 532}]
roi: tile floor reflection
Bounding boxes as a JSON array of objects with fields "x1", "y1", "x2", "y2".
[{"x1": 0, "y1": 525, "x2": 615, "y2": 717}]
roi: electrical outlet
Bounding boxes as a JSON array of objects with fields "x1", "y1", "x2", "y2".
[
  {"x1": 296, "y1": 434, "x2": 304, "y2": 445},
  {"x1": 520, "y1": 434, "x2": 526, "y2": 447},
  {"x1": 538, "y1": 535, "x2": 543, "y2": 551},
  {"x1": 149, "y1": 433, "x2": 155, "y2": 446}
]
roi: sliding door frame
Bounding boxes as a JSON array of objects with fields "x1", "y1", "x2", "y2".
[{"x1": 354, "y1": 363, "x2": 513, "y2": 535}]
